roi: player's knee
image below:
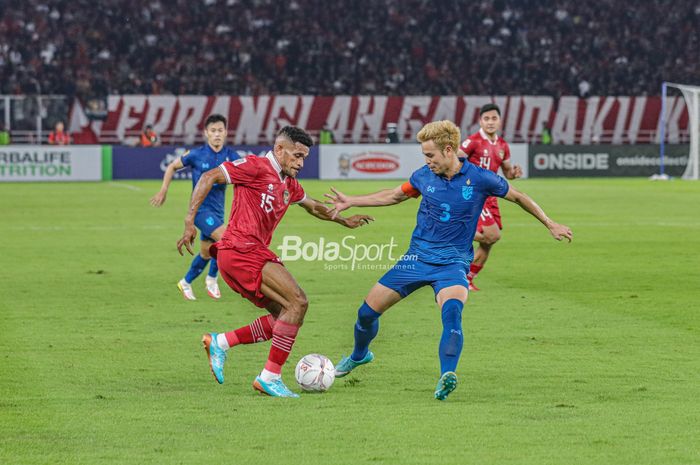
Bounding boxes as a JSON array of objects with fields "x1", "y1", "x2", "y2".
[{"x1": 290, "y1": 288, "x2": 308, "y2": 315}]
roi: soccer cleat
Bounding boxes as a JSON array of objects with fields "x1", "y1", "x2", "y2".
[
  {"x1": 202, "y1": 333, "x2": 226, "y2": 384},
  {"x1": 253, "y1": 376, "x2": 300, "y2": 398},
  {"x1": 178, "y1": 279, "x2": 196, "y2": 300},
  {"x1": 434, "y1": 371, "x2": 458, "y2": 401},
  {"x1": 334, "y1": 351, "x2": 374, "y2": 378},
  {"x1": 205, "y1": 276, "x2": 221, "y2": 300}
]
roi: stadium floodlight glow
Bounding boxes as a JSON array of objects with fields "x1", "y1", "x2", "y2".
[{"x1": 658, "y1": 82, "x2": 700, "y2": 180}]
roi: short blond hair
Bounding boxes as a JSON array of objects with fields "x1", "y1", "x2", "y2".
[{"x1": 416, "y1": 120, "x2": 461, "y2": 152}]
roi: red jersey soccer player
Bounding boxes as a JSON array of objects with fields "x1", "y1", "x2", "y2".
[
  {"x1": 460, "y1": 103, "x2": 523, "y2": 291},
  {"x1": 177, "y1": 126, "x2": 373, "y2": 398}
]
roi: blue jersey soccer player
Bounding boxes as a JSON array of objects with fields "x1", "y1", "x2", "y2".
[
  {"x1": 324, "y1": 120, "x2": 573, "y2": 401},
  {"x1": 150, "y1": 113, "x2": 239, "y2": 301}
]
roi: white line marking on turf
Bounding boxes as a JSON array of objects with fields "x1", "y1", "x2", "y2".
[
  {"x1": 108, "y1": 182, "x2": 142, "y2": 191},
  {"x1": 12, "y1": 225, "x2": 170, "y2": 231}
]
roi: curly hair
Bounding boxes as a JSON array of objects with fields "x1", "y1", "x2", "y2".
[{"x1": 278, "y1": 126, "x2": 313, "y2": 147}]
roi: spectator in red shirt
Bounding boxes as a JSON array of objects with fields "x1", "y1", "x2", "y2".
[{"x1": 48, "y1": 121, "x2": 70, "y2": 145}]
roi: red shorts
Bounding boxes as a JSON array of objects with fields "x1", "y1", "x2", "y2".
[
  {"x1": 477, "y1": 197, "x2": 502, "y2": 232},
  {"x1": 210, "y1": 243, "x2": 283, "y2": 308}
]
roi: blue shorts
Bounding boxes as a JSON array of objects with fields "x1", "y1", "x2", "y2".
[
  {"x1": 378, "y1": 257, "x2": 469, "y2": 298},
  {"x1": 194, "y1": 210, "x2": 224, "y2": 242}
]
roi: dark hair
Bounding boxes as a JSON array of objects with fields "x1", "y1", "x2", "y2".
[
  {"x1": 278, "y1": 126, "x2": 313, "y2": 147},
  {"x1": 204, "y1": 113, "x2": 227, "y2": 128},
  {"x1": 480, "y1": 103, "x2": 501, "y2": 117}
]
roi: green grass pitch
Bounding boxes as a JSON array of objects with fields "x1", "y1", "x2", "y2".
[{"x1": 1, "y1": 178, "x2": 699, "y2": 465}]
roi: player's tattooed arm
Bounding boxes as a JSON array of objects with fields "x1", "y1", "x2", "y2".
[
  {"x1": 504, "y1": 186, "x2": 573, "y2": 242},
  {"x1": 151, "y1": 157, "x2": 185, "y2": 207},
  {"x1": 298, "y1": 197, "x2": 374, "y2": 229},
  {"x1": 176, "y1": 167, "x2": 226, "y2": 255},
  {"x1": 323, "y1": 185, "x2": 410, "y2": 219}
]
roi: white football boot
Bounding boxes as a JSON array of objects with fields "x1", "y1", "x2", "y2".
[
  {"x1": 177, "y1": 279, "x2": 197, "y2": 301},
  {"x1": 205, "y1": 276, "x2": 221, "y2": 300}
]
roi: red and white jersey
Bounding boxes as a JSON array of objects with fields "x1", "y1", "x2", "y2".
[
  {"x1": 218, "y1": 151, "x2": 306, "y2": 250},
  {"x1": 460, "y1": 128, "x2": 511, "y2": 174}
]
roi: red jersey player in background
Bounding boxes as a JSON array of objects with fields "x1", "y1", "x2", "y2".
[
  {"x1": 177, "y1": 126, "x2": 373, "y2": 398},
  {"x1": 460, "y1": 103, "x2": 523, "y2": 291}
]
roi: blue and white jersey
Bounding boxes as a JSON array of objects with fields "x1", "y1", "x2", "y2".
[
  {"x1": 181, "y1": 144, "x2": 238, "y2": 218},
  {"x1": 406, "y1": 160, "x2": 509, "y2": 266}
]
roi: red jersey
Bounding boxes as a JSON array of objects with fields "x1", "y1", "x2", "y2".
[
  {"x1": 460, "y1": 129, "x2": 510, "y2": 174},
  {"x1": 48, "y1": 130, "x2": 70, "y2": 145},
  {"x1": 218, "y1": 152, "x2": 306, "y2": 250}
]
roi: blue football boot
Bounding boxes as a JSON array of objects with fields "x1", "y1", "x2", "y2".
[
  {"x1": 253, "y1": 376, "x2": 300, "y2": 398},
  {"x1": 434, "y1": 371, "x2": 458, "y2": 401},
  {"x1": 202, "y1": 333, "x2": 226, "y2": 384},
  {"x1": 334, "y1": 351, "x2": 374, "y2": 378}
]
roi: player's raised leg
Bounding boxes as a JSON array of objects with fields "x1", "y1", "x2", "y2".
[
  {"x1": 251, "y1": 262, "x2": 309, "y2": 398},
  {"x1": 335, "y1": 282, "x2": 402, "y2": 377},
  {"x1": 434, "y1": 285, "x2": 468, "y2": 401}
]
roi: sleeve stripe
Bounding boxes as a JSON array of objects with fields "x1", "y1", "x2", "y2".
[
  {"x1": 292, "y1": 193, "x2": 307, "y2": 204},
  {"x1": 219, "y1": 163, "x2": 232, "y2": 184}
]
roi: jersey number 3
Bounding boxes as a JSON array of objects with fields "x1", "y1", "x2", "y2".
[
  {"x1": 260, "y1": 193, "x2": 275, "y2": 213},
  {"x1": 439, "y1": 203, "x2": 451, "y2": 222}
]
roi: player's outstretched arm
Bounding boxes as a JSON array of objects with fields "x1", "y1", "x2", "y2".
[
  {"x1": 323, "y1": 185, "x2": 410, "y2": 219},
  {"x1": 504, "y1": 186, "x2": 573, "y2": 242},
  {"x1": 298, "y1": 197, "x2": 374, "y2": 229},
  {"x1": 176, "y1": 167, "x2": 226, "y2": 255},
  {"x1": 150, "y1": 157, "x2": 184, "y2": 207},
  {"x1": 501, "y1": 160, "x2": 523, "y2": 180}
]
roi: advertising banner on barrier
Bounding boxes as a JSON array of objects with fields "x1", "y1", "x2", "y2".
[
  {"x1": 320, "y1": 144, "x2": 423, "y2": 180},
  {"x1": 320, "y1": 143, "x2": 530, "y2": 180},
  {"x1": 112, "y1": 145, "x2": 319, "y2": 180},
  {"x1": 528, "y1": 145, "x2": 689, "y2": 177},
  {"x1": 0, "y1": 145, "x2": 102, "y2": 182}
]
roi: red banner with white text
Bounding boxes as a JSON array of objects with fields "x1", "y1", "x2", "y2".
[{"x1": 69, "y1": 95, "x2": 689, "y2": 145}]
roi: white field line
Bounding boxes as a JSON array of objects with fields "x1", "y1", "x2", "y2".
[{"x1": 108, "y1": 182, "x2": 142, "y2": 191}]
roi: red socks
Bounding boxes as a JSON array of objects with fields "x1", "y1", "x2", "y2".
[
  {"x1": 264, "y1": 320, "x2": 300, "y2": 375},
  {"x1": 224, "y1": 314, "x2": 275, "y2": 347},
  {"x1": 468, "y1": 263, "x2": 483, "y2": 279}
]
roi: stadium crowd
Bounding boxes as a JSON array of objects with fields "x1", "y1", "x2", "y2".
[{"x1": 0, "y1": 0, "x2": 698, "y2": 99}]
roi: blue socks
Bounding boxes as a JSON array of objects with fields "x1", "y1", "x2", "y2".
[
  {"x1": 184, "y1": 254, "x2": 209, "y2": 283},
  {"x1": 351, "y1": 302, "x2": 381, "y2": 361},
  {"x1": 439, "y1": 299, "x2": 464, "y2": 375},
  {"x1": 208, "y1": 258, "x2": 219, "y2": 278}
]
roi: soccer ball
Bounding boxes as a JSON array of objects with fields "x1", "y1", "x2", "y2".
[{"x1": 294, "y1": 354, "x2": 335, "y2": 392}]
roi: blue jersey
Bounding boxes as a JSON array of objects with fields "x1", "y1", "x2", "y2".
[
  {"x1": 181, "y1": 144, "x2": 238, "y2": 218},
  {"x1": 405, "y1": 160, "x2": 509, "y2": 266}
]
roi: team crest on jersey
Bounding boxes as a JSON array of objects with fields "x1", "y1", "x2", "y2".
[
  {"x1": 202, "y1": 162, "x2": 209, "y2": 169},
  {"x1": 462, "y1": 185, "x2": 473, "y2": 200},
  {"x1": 498, "y1": 149, "x2": 505, "y2": 159},
  {"x1": 283, "y1": 189, "x2": 290, "y2": 204},
  {"x1": 268, "y1": 184, "x2": 274, "y2": 192}
]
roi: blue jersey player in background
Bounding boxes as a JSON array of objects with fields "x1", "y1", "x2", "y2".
[
  {"x1": 324, "y1": 120, "x2": 573, "y2": 400},
  {"x1": 150, "y1": 114, "x2": 239, "y2": 301}
]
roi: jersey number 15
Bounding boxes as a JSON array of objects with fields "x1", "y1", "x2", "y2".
[{"x1": 260, "y1": 193, "x2": 275, "y2": 213}]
